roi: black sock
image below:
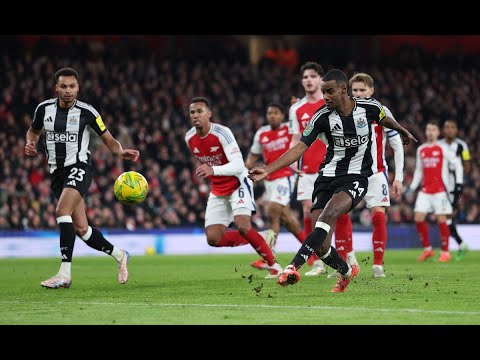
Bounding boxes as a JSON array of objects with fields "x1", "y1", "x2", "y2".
[
  {"x1": 449, "y1": 220, "x2": 463, "y2": 245},
  {"x1": 59, "y1": 222, "x2": 75, "y2": 262},
  {"x1": 291, "y1": 227, "x2": 328, "y2": 269},
  {"x1": 82, "y1": 227, "x2": 114, "y2": 255},
  {"x1": 321, "y1": 246, "x2": 349, "y2": 275}
]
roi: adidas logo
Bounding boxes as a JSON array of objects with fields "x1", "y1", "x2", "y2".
[
  {"x1": 66, "y1": 180, "x2": 76, "y2": 186},
  {"x1": 301, "y1": 254, "x2": 309, "y2": 261},
  {"x1": 193, "y1": 147, "x2": 200, "y2": 153},
  {"x1": 375, "y1": 247, "x2": 384, "y2": 252},
  {"x1": 45, "y1": 116, "x2": 53, "y2": 123},
  {"x1": 381, "y1": 197, "x2": 388, "y2": 202},
  {"x1": 331, "y1": 123, "x2": 342, "y2": 131},
  {"x1": 337, "y1": 246, "x2": 345, "y2": 251},
  {"x1": 301, "y1": 113, "x2": 310, "y2": 120}
]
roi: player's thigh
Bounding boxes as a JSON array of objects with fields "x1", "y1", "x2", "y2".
[
  {"x1": 414, "y1": 192, "x2": 434, "y2": 214},
  {"x1": 205, "y1": 194, "x2": 233, "y2": 227},
  {"x1": 265, "y1": 176, "x2": 294, "y2": 206},
  {"x1": 332, "y1": 175, "x2": 368, "y2": 212},
  {"x1": 311, "y1": 177, "x2": 334, "y2": 212},
  {"x1": 54, "y1": 163, "x2": 93, "y2": 212},
  {"x1": 365, "y1": 172, "x2": 390, "y2": 208},
  {"x1": 297, "y1": 173, "x2": 317, "y2": 201},
  {"x1": 229, "y1": 178, "x2": 255, "y2": 217},
  {"x1": 432, "y1": 192, "x2": 453, "y2": 216}
]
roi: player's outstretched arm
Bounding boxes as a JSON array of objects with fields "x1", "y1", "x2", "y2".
[
  {"x1": 25, "y1": 127, "x2": 43, "y2": 156},
  {"x1": 249, "y1": 141, "x2": 308, "y2": 182},
  {"x1": 100, "y1": 130, "x2": 139, "y2": 161},
  {"x1": 381, "y1": 116, "x2": 417, "y2": 145}
]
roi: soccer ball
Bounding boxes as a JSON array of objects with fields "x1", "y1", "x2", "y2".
[{"x1": 114, "y1": 171, "x2": 149, "y2": 205}]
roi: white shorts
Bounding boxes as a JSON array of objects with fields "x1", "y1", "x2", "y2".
[
  {"x1": 264, "y1": 176, "x2": 295, "y2": 206},
  {"x1": 297, "y1": 173, "x2": 318, "y2": 201},
  {"x1": 204, "y1": 177, "x2": 256, "y2": 227},
  {"x1": 414, "y1": 191, "x2": 453, "y2": 215},
  {"x1": 364, "y1": 171, "x2": 390, "y2": 208}
]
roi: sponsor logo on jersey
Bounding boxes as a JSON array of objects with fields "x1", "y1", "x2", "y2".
[
  {"x1": 46, "y1": 131, "x2": 78, "y2": 143},
  {"x1": 333, "y1": 134, "x2": 369, "y2": 148}
]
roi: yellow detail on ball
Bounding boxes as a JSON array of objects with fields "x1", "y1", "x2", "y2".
[{"x1": 114, "y1": 171, "x2": 149, "y2": 205}]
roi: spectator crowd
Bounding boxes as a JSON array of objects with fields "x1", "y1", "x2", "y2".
[{"x1": 0, "y1": 37, "x2": 478, "y2": 230}]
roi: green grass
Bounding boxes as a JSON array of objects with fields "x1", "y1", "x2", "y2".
[{"x1": 1, "y1": 250, "x2": 479, "y2": 324}]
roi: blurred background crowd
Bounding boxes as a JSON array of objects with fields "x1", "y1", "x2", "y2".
[{"x1": 1, "y1": 35, "x2": 479, "y2": 231}]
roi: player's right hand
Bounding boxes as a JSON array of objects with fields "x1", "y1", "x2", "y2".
[
  {"x1": 24, "y1": 142, "x2": 37, "y2": 156},
  {"x1": 248, "y1": 167, "x2": 268, "y2": 182}
]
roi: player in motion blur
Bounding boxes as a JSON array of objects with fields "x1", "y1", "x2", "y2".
[
  {"x1": 409, "y1": 120, "x2": 463, "y2": 262},
  {"x1": 249, "y1": 69, "x2": 417, "y2": 292},
  {"x1": 245, "y1": 102, "x2": 306, "y2": 270},
  {"x1": 185, "y1": 97, "x2": 282, "y2": 279},
  {"x1": 328, "y1": 72, "x2": 405, "y2": 278},
  {"x1": 25, "y1": 67, "x2": 139, "y2": 289},
  {"x1": 439, "y1": 119, "x2": 470, "y2": 260},
  {"x1": 289, "y1": 62, "x2": 354, "y2": 276}
]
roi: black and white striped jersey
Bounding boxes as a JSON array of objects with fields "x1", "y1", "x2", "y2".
[
  {"x1": 31, "y1": 98, "x2": 107, "y2": 173},
  {"x1": 300, "y1": 97, "x2": 386, "y2": 178},
  {"x1": 438, "y1": 137, "x2": 470, "y2": 190}
]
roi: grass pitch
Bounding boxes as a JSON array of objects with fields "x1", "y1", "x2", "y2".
[{"x1": 1, "y1": 250, "x2": 479, "y2": 324}]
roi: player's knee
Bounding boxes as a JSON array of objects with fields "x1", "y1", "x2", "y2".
[
  {"x1": 205, "y1": 230, "x2": 222, "y2": 247},
  {"x1": 319, "y1": 207, "x2": 340, "y2": 224},
  {"x1": 206, "y1": 237, "x2": 220, "y2": 247},
  {"x1": 236, "y1": 223, "x2": 252, "y2": 237}
]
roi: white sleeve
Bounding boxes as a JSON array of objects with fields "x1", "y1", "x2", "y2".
[
  {"x1": 288, "y1": 105, "x2": 299, "y2": 134},
  {"x1": 212, "y1": 126, "x2": 245, "y2": 176},
  {"x1": 409, "y1": 147, "x2": 423, "y2": 191},
  {"x1": 250, "y1": 128, "x2": 263, "y2": 155},
  {"x1": 386, "y1": 130, "x2": 404, "y2": 182}
]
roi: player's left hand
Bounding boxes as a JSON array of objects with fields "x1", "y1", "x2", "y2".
[
  {"x1": 196, "y1": 164, "x2": 214, "y2": 178},
  {"x1": 248, "y1": 167, "x2": 268, "y2": 182},
  {"x1": 392, "y1": 180, "x2": 403, "y2": 200},
  {"x1": 122, "y1": 149, "x2": 140, "y2": 162},
  {"x1": 399, "y1": 129, "x2": 418, "y2": 145}
]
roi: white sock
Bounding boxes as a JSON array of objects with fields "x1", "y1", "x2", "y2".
[
  {"x1": 343, "y1": 264, "x2": 352, "y2": 278},
  {"x1": 424, "y1": 246, "x2": 432, "y2": 251},
  {"x1": 58, "y1": 262, "x2": 71, "y2": 278},
  {"x1": 111, "y1": 247, "x2": 124, "y2": 263}
]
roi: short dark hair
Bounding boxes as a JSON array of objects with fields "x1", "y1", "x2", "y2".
[
  {"x1": 190, "y1": 97, "x2": 210, "y2": 108},
  {"x1": 322, "y1": 69, "x2": 348, "y2": 86},
  {"x1": 443, "y1": 119, "x2": 458, "y2": 127},
  {"x1": 54, "y1": 67, "x2": 79, "y2": 83},
  {"x1": 300, "y1": 62, "x2": 324, "y2": 77},
  {"x1": 267, "y1": 102, "x2": 285, "y2": 114},
  {"x1": 427, "y1": 119, "x2": 440, "y2": 128}
]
